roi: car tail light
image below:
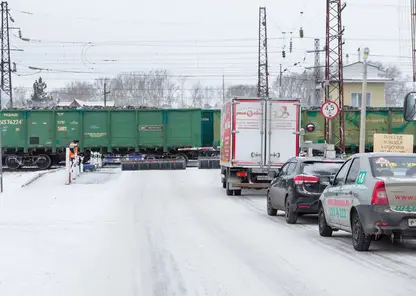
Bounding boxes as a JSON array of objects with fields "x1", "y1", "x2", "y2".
[
  {"x1": 237, "y1": 171, "x2": 247, "y2": 177},
  {"x1": 371, "y1": 181, "x2": 389, "y2": 205},
  {"x1": 294, "y1": 175, "x2": 319, "y2": 185}
]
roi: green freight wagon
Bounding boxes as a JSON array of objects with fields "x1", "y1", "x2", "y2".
[
  {"x1": 301, "y1": 107, "x2": 416, "y2": 153},
  {"x1": 0, "y1": 108, "x2": 209, "y2": 169},
  {"x1": 201, "y1": 109, "x2": 221, "y2": 147}
]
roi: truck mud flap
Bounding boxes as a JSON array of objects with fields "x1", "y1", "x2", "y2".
[
  {"x1": 197, "y1": 157, "x2": 220, "y2": 169},
  {"x1": 121, "y1": 160, "x2": 186, "y2": 171}
]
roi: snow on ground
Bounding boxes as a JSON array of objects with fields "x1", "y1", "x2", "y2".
[
  {"x1": 1, "y1": 169, "x2": 59, "y2": 191},
  {"x1": 1, "y1": 167, "x2": 416, "y2": 296}
]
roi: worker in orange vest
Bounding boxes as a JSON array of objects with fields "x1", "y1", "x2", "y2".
[
  {"x1": 73, "y1": 140, "x2": 81, "y2": 165},
  {"x1": 69, "y1": 141, "x2": 76, "y2": 163}
]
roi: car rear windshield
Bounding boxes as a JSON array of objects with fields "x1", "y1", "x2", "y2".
[
  {"x1": 370, "y1": 156, "x2": 416, "y2": 177},
  {"x1": 301, "y1": 161, "x2": 344, "y2": 176}
]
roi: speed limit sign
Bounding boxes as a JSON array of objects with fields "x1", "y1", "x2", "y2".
[{"x1": 321, "y1": 101, "x2": 339, "y2": 119}]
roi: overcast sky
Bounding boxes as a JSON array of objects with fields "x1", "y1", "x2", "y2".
[{"x1": 10, "y1": 0, "x2": 413, "y2": 92}]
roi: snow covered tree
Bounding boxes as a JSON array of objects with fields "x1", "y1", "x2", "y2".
[{"x1": 30, "y1": 77, "x2": 54, "y2": 106}]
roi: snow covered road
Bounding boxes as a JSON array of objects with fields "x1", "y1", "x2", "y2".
[{"x1": 1, "y1": 168, "x2": 416, "y2": 296}]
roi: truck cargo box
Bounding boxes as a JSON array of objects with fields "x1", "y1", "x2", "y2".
[{"x1": 220, "y1": 97, "x2": 299, "y2": 168}]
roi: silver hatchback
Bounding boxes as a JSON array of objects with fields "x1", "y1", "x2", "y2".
[{"x1": 318, "y1": 152, "x2": 416, "y2": 251}]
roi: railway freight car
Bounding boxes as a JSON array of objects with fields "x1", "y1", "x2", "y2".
[
  {"x1": 301, "y1": 107, "x2": 416, "y2": 153},
  {"x1": 0, "y1": 108, "x2": 220, "y2": 170},
  {"x1": 201, "y1": 109, "x2": 220, "y2": 147}
]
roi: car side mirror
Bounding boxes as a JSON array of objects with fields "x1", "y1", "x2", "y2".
[
  {"x1": 404, "y1": 92, "x2": 416, "y2": 121},
  {"x1": 329, "y1": 175, "x2": 335, "y2": 185},
  {"x1": 268, "y1": 170, "x2": 279, "y2": 179}
]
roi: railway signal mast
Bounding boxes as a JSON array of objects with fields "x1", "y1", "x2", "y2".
[
  {"x1": 258, "y1": 6, "x2": 269, "y2": 98},
  {"x1": 1, "y1": 1, "x2": 12, "y2": 107},
  {"x1": 324, "y1": 0, "x2": 346, "y2": 152}
]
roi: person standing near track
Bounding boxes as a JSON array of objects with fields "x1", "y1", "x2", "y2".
[{"x1": 69, "y1": 141, "x2": 76, "y2": 164}]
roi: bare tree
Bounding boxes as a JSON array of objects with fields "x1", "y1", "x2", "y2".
[
  {"x1": 177, "y1": 76, "x2": 188, "y2": 107},
  {"x1": 51, "y1": 81, "x2": 97, "y2": 102},
  {"x1": 202, "y1": 85, "x2": 216, "y2": 108},
  {"x1": 164, "y1": 79, "x2": 179, "y2": 107},
  {"x1": 271, "y1": 72, "x2": 315, "y2": 105},
  {"x1": 369, "y1": 61, "x2": 411, "y2": 106},
  {"x1": 190, "y1": 82, "x2": 204, "y2": 107},
  {"x1": 226, "y1": 84, "x2": 257, "y2": 97},
  {"x1": 13, "y1": 86, "x2": 28, "y2": 107}
]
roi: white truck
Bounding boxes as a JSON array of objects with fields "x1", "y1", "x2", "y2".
[{"x1": 220, "y1": 96, "x2": 300, "y2": 196}]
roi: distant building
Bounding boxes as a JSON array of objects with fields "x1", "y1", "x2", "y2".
[
  {"x1": 328, "y1": 62, "x2": 393, "y2": 107},
  {"x1": 57, "y1": 99, "x2": 115, "y2": 107}
]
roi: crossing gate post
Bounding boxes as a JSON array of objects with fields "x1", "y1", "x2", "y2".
[
  {"x1": 98, "y1": 153, "x2": 103, "y2": 168},
  {"x1": 80, "y1": 156, "x2": 84, "y2": 173},
  {"x1": 65, "y1": 147, "x2": 71, "y2": 185}
]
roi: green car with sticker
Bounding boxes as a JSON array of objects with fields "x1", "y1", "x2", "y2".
[{"x1": 318, "y1": 152, "x2": 416, "y2": 252}]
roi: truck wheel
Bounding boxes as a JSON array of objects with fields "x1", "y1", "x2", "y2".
[
  {"x1": 318, "y1": 206, "x2": 333, "y2": 237},
  {"x1": 234, "y1": 190, "x2": 241, "y2": 196},
  {"x1": 351, "y1": 212, "x2": 371, "y2": 251},
  {"x1": 267, "y1": 191, "x2": 277, "y2": 216},
  {"x1": 285, "y1": 199, "x2": 298, "y2": 224},
  {"x1": 225, "y1": 182, "x2": 233, "y2": 196}
]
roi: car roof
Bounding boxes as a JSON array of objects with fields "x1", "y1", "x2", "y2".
[
  {"x1": 295, "y1": 157, "x2": 345, "y2": 162},
  {"x1": 348, "y1": 152, "x2": 416, "y2": 159}
]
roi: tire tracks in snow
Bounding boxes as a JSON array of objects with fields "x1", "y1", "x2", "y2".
[
  {"x1": 175, "y1": 180, "x2": 333, "y2": 296},
  {"x1": 237, "y1": 193, "x2": 416, "y2": 285}
]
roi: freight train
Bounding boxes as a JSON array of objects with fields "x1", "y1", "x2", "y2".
[
  {"x1": 0, "y1": 108, "x2": 220, "y2": 170},
  {"x1": 301, "y1": 107, "x2": 415, "y2": 153},
  {"x1": 0, "y1": 106, "x2": 413, "y2": 170}
]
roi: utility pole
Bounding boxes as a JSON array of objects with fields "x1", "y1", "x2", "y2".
[
  {"x1": 103, "y1": 82, "x2": 110, "y2": 107},
  {"x1": 325, "y1": 0, "x2": 346, "y2": 152},
  {"x1": 279, "y1": 64, "x2": 282, "y2": 96},
  {"x1": 222, "y1": 74, "x2": 225, "y2": 104},
  {"x1": 359, "y1": 48, "x2": 369, "y2": 153},
  {"x1": 411, "y1": 0, "x2": 416, "y2": 83},
  {"x1": 257, "y1": 6, "x2": 269, "y2": 98},
  {"x1": 313, "y1": 39, "x2": 321, "y2": 106},
  {"x1": 1, "y1": 1, "x2": 12, "y2": 107},
  {"x1": 306, "y1": 39, "x2": 325, "y2": 106}
]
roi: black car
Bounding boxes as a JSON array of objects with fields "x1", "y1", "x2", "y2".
[{"x1": 266, "y1": 157, "x2": 345, "y2": 224}]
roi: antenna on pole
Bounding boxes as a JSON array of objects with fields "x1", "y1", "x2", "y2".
[{"x1": 257, "y1": 6, "x2": 269, "y2": 98}]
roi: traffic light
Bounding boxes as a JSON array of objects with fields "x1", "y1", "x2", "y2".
[
  {"x1": 305, "y1": 123, "x2": 315, "y2": 132},
  {"x1": 289, "y1": 39, "x2": 293, "y2": 53},
  {"x1": 282, "y1": 50, "x2": 286, "y2": 58}
]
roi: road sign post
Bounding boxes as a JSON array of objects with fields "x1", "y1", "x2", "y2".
[
  {"x1": 320, "y1": 101, "x2": 340, "y2": 144},
  {"x1": 321, "y1": 100, "x2": 340, "y2": 120}
]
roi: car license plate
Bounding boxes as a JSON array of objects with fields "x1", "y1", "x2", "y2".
[
  {"x1": 257, "y1": 175, "x2": 272, "y2": 180},
  {"x1": 252, "y1": 168, "x2": 267, "y2": 174},
  {"x1": 408, "y1": 219, "x2": 416, "y2": 227}
]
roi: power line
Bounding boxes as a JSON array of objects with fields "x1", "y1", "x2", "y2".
[{"x1": 11, "y1": 35, "x2": 416, "y2": 45}]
